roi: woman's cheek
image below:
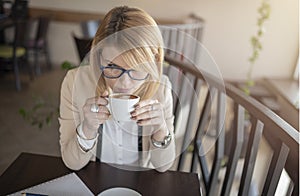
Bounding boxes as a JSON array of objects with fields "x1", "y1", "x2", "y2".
[{"x1": 104, "y1": 78, "x2": 116, "y2": 90}]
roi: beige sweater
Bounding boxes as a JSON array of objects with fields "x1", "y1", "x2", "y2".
[{"x1": 59, "y1": 65, "x2": 175, "y2": 172}]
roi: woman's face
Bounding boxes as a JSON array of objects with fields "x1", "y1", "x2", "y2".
[{"x1": 101, "y1": 47, "x2": 146, "y2": 94}]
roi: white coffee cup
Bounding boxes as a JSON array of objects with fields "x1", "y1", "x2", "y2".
[{"x1": 107, "y1": 93, "x2": 140, "y2": 121}]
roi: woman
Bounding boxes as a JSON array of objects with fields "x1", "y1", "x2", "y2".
[{"x1": 59, "y1": 6, "x2": 175, "y2": 172}]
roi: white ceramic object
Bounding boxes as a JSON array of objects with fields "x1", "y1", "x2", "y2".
[
  {"x1": 98, "y1": 187, "x2": 142, "y2": 196},
  {"x1": 107, "y1": 93, "x2": 140, "y2": 121}
]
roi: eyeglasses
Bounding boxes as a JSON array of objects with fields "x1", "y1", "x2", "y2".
[{"x1": 100, "y1": 64, "x2": 149, "y2": 81}]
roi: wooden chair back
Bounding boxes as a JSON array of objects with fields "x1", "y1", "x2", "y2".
[
  {"x1": 164, "y1": 55, "x2": 299, "y2": 196},
  {"x1": 160, "y1": 14, "x2": 205, "y2": 64}
]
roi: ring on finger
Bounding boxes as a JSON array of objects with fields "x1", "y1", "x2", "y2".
[{"x1": 90, "y1": 103, "x2": 99, "y2": 113}]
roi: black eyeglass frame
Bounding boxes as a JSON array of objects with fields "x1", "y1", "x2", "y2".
[{"x1": 99, "y1": 64, "x2": 149, "y2": 81}]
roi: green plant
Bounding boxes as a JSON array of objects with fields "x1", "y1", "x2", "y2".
[
  {"x1": 19, "y1": 61, "x2": 77, "y2": 129},
  {"x1": 19, "y1": 95, "x2": 59, "y2": 129},
  {"x1": 242, "y1": 0, "x2": 271, "y2": 95},
  {"x1": 61, "y1": 60, "x2": 77, "y2": 70}
]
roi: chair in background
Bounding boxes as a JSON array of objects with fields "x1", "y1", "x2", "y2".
[
  {"x1": 72, "y1": 32, "x2": 92, "y2": 62},
  {"x1": 160, "y1": 15, "x2": 205, "y2": 168},
  {"x1": 160, "y1": 14, "x2": 205, "y2": 109},
  {"x1": 10, "y1": 0, "x2": 29, "y2": 19},
  {"x1": 160, "y1": 14, "x2": 205, "y2": 64},
  {"x1": 80, "y1": 19, "x2": 100, "y2": 38},
  {"x1": 164, "y1": 54, "x2": 299, "y2": 196},
  {"x1": 0, "y1": 0, "x2": 13, "y2": 44},
  {"x1": 26, "y1": 16, "x2": 51, "y2": 75},
  {"x1": 0, "y1": 19, "x2": 33, "y2": 90}
]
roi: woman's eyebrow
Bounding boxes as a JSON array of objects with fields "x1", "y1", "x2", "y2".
[
  {"x1": 102, "y1": 55, "x2": 123, "y2": 68},
  {"x1": 107, "y1": 62, "x2": 122, "y2": 68}
]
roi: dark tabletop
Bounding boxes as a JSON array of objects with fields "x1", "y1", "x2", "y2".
[{"x1": 0, "y1": 153, "x2": 201, "y2": 196}]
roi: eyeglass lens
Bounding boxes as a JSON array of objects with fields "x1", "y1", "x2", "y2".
[{"x1": 101, "y1": 66, "x2": 148, "y2": 80}]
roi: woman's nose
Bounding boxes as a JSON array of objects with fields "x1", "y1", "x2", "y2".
[{"x1": 118, "y1": 72, "x2": 132, "y2": 84}]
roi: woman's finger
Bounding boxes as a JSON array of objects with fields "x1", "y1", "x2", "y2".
[
  {"x1": 132, "y1": 105, "x2": 152, "y2": 116},
  {"x1": 96, "y1": 97, "x2": 109, "y2": 106},
  {"x1": 86, "y1": 109, "x2": 110, "y2": 120},
  {"x1": 101, "y1": 90, "x2": 109, "y2": 97},
  {"x1": 97, "y1": 112, "x2": 110, "y2": 120},
  {"x1": 84, "y1": 102, "x2": 110, "y2": 114},
  {"x1": 133, "y1": 102, "x2": 160, "y2": 116},
  {"x1": 96, "y1": 105, "x2": 110, "y2": 114},
  {"x1": 137, "y1": 117, "x2": 162, "y2": 126},
  {"x1": 85, "y1": 96, "x2": 108, "y2": 106},
  {"x1": 135, "y1": 99, "x2": 158, "y2": 109},
  {"x1": 132, "y1": 110, "x2": 160, "y2": 121}
]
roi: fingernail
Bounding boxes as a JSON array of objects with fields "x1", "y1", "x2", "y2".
[
  {"x1": 131, "y1": 111, "x2": 136, "y2": 116},
  {"x1": 131, "y1": 116, "x2": 136, "y2": 120}
]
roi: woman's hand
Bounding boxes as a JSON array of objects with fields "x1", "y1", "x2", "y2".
[
  {"x1": 131, "y1": 99, "x2": 169, "y2": 141},
  {"x1": 82, "y1": 91, "x2": 110, "y2": 139}
]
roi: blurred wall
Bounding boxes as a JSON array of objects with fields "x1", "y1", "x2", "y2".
[{"x1": 29, "y1": 0, "x2": 299, "y2": 80}]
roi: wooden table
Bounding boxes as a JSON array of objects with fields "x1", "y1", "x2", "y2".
[{"x1": 0, "y1": 153, "x2": 201, "y2": 196}]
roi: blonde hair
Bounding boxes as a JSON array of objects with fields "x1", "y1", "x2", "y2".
[{"x1": 90, "y1": 6, "x2": 164, "y2": 100}]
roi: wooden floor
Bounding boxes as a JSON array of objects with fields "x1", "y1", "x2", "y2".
[{"x1": 0, "y1": 66, "x2": 65, "y2": 175}]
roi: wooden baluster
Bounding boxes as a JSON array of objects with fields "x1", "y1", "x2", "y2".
[
  {"x1": 262, "y1": 142, "x2": 289, "y2": 196},
  {"x1": 221, "y1": 104, "x2": 245, "y2": 195},
  {"x1": 239, "y1": 119, "x2": 264, "y2": 196}
]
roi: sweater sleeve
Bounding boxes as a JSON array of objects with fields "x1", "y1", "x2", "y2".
[
  {"x1": 58, "y1": 69, "x2": 96, "y2": 170},
  {"x1": 149, "y1": 76, "x2": 176, "y2": 172}
]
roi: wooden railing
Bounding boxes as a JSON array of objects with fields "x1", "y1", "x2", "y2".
[
  {"x1": 164, "y1": 54, "x2": 299, "y2": 196},
  {"x1": 160, "y1": 14, "x2": 204, "y2": 64}
]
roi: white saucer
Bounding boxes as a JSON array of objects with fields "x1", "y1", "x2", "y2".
[{"x1": 98, "y1": 187, "x2": 142, "y2": 196}]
